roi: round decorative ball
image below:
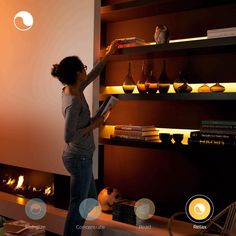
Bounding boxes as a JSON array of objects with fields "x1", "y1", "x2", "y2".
[{"x1": 98, "y1": 187, "x2": 122, "y2": 212}]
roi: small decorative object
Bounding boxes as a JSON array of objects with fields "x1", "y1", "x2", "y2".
[
  {"x1": 173, "y1": 134, "x2": 184, "y2": 145},
  {"x1": 198, "y1": 83, "x2": 211, "y2": 93},
  {"x1": 137, "y1": 61, "x2": 148, "y2": 94},
  {"x1": 145, "y1": 70, "x2": 158, "y2": 94},
  {"x1": 98, "y1": 187, "x2": 122, "y2": 212},
  {"x1": 159, "y1": 133, "x2": 173, "y2": 144},
  {"x1": 154, "y1": 25, "x2": 169, "y2": 44},
  {"x1": 113, "y1": 200, "x2": 137, "y2": 226},
  {"x1": 122, "y1": 62, "x2": 135, "y2": 93},
  {"x1": 158, "y1": 60, "x2": 170, "y2": 93},
  {"x1": 173, "y1": 71, "x2": 192, "y2": 93},
  {"x1": 210, "y1": 83, "x2": 225, "y2": 92}
]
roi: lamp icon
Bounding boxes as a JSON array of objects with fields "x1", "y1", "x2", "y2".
[
  {"x1": 14, "y1": 11, "x2": 34, "y2": 31},
  {"x1": 185, "y1": 194, "x2": 214, "y2": 224}
]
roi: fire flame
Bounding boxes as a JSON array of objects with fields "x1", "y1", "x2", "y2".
[
  {"x1": 44, "y1": 186, "x2": 52, "y2": 196},
  {"x1": 15, "y1": 175, "x2": 24, "y2": 189},
  {"x1": 4, "y1": 175, "x2": 54, "y2": 198},
  {"x1": 6, "y1": 178, "x2": 15, "y2": 186}
]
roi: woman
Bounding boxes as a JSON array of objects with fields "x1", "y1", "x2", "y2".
[{"x1": 51, "y1": 41, "x2": 119, "y2": 236}]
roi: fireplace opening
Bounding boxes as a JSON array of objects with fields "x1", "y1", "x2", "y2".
[
  {"x1": 0, "y1": 164, "x2": 54, "y2": 204},
  {"x1": 0, "y1": 162, "x2": 102, "y2": 211}
]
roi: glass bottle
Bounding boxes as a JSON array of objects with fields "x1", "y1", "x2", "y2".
[
  {"x1": 210, "y1": 83, "x2": 225, "y2": 92},
  {"x1": 158, "y1": 60, "x2": 170, "y2": 93},
  {"x1": 137, "y1": 61, "x2": 148, "y2": 94},
  {"x1": 145, "y1": 70, "x2": 158, "y2": 94},
  {"x1": 122, "y1": 62, "x2": 135, "y2": 94}
]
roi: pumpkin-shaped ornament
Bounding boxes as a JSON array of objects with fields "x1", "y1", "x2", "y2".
[{"x1": 98, "y1": 187, "x2": 122, "y2": 212}]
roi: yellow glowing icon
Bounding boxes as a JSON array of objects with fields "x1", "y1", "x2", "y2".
[
  {"x1": 14, "y1": 11, "x2": 34, "y2": 31},
  {"x1": 185, "y1": 195, "x2": 214, "y2": 223}
]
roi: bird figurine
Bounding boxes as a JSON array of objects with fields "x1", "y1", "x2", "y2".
[{"x1": 154, "y1": 25, "x2": 169, "y2": 44}]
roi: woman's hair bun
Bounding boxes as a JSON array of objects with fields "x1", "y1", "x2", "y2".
[{"x1": 51, "y1": 64, "x2": 60, "y2": 77}]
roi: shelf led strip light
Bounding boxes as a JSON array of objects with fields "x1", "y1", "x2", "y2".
[
  {"x1": 101, "y1": 83, "x2": 236, "y2": 95},
  {"x1": 100, "y1": 125, "x2": 197, "y2": 145},
  {"x1": 149, "y1": 36, "x2": 208, "y2": 45}
]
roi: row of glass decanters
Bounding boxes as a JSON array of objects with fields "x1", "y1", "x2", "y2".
[{"x1": 122, "y1": 61, "x2": 225, "y2": 94}]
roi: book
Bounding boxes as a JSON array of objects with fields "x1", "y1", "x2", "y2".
[
  {"x1": 115, "y1": 125, "x2": 156, "y2": 132},
  {"x1": 4, "y1": 220, "x2": 45, "y2": 236},
  {"x1": 199, "y1": 128, "x2": 236, "y2": 135},
  {"x1": 116, "y1": 37, "x2": 147, "y2": 48},
  {"x1": 191, "y1": 131, "x2": 236, "y2": 140},
  {"x1": 201, "y1": 120, "x2": 236, "y2": 128},
  {"x1": 201, "y1": 120, "x2": 236, "y2": 125},
  {"x1": 4, "y1": 224, "x2": 27, "y2": 234},
  {"x1": 188, "y1": 138, "x2": 236, "y2": 147},
  {"x1": 114, "y1": 129, "x2": 159, "y2": 137},
  {"x1": 200, "y1": 120, "x2": 236, "y2": 134},
  {"x1": 111, "y1": 134, "x2": 159, "y2": 141},
  {"x1": 207, "y1": 27, "x2": 236, "y2": 38},
  {"x1": 95, "y1": 95, "x2": 119, "y2": 117},
  {"x1": 201, "y1": 124, "x2": 236, "y2": 130},
  {"x1": 207, "y1": 27, "x2": 236, "y2": 34}
]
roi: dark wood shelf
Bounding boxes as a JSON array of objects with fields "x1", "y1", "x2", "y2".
[
  {"x1": 105, "y1": 36, "x2": 236, "y2": 61},
  {"x1": 100, "y1": 138, "x2": 235, "y2": 152},
  {"x1": 100, "y1": 92, "x2": 236, "y2": 101},
  {"x1": 100, "y1": 137, "x2": 187, "y2": 150},
  {"x1": 101, "y1": 0, "x2": 235, "y2": 22}
]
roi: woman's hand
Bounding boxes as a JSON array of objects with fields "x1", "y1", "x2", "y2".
[
  {"x1": 92, "y1": 116, "x2": 105, "y2": 129},
  {"x1": 105, "y1": 39, "x2": 121, "y2": 56}
]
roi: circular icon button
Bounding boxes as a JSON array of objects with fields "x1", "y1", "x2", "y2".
[
  {"x1": 25, "y1": 198, "x2": 47, "y2": 220},
  {"x1": 134, "y1": 198, "x2": 155, "y2": 220},
  {"x1": 14, "y1": 11, "x2": 34, "y2": 31},
  {"x1": 185, "y1": 194, "x2": 214, "y2": 223},
  {"x1": 79, "y1": 198, "x2": 101, "y2": 221}
]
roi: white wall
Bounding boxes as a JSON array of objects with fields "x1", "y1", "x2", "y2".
[{"x1": 0, "y1": 0, "x2": 100, "y2": 176}]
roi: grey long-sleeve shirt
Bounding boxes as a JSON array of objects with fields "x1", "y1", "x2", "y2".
[{"x1": 62, "y1": 60, "x2": 104, "y2": 155}]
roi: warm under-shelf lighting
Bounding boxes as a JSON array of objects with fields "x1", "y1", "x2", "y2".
[
  {"x1": 16, "y1": 196, "x2": 26, "y2": 205},
  {"x1": 149, "y1": 36, "x2": 208, "y2": 45},
  {"x1": 101, "y1": 83, "x2": 236, "y2": 95},
  {"x1": 100, "y1": 125, "x2": 198, "y2": 145}
]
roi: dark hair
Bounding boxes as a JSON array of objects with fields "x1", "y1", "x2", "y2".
[{"x1": 51, "y1": 56, "x2": 84, "y2": 85}]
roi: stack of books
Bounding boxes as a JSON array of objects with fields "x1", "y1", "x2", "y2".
[
  {"x1": 207, "y1": 27, "x2": 236, "y2": 39},
  {"x1": 111, "y1": 125, "x2": 159, "y2": 141},
  {"x1": 188, "y1": 120, "x2": 236, "y2": 147},
  {"x1": 116, "y1": 37, "x2": 147, "y2": 48},
  {"x1": 112, "y1": 200, "x2": 137, "y2": 226},
  {"x1": 3, "y1": 220, "x2": 45, "y2": 236}
]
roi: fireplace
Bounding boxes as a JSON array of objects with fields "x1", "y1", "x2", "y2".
[{"x1": 0, "y1": 164, "x2": 70, "y2": 209}]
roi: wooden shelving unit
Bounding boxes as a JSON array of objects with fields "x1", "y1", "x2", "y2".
[
  {"x1": 101, "y1": 36, "x2": 236, "y2": 61},
  {"x1": 100, "y1": 137, "x2": 236, "y2": 151},
  {"x1": 101, "y1": 0, "x2": 235, "y2": 22},
  {"x1": 100, "y1": 0, "x2": 236, "y2": 218},
  {"x1": 100, "y1": 92, "x2": 236, "y2": 101}
]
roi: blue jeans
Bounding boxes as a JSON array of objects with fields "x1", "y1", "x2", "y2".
[{"x1": 62, "y1": 151, "x2": 97, "y2": 236}]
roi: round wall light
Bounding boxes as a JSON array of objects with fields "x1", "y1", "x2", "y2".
[{"x1": 14, "y1": 11, "x2": 34, "y2": 31}]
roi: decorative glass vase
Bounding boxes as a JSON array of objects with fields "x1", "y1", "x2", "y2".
[
  {"x1": 198, "y1": 83, "x2": 211, "y2": 93},
  {"x1": 158, "y1": 60, "x2": 170, "y2": 93},
  {"x1": 137, "y1": 61, "x2": 148, "y2": 94},
  {"x1": 122, "y1": 62, "x2": 135, "y2": 94},
  {"x1": 210, "y1": 83, "x2": 225, "y2": 92},
  {"x1": 145, "y1": 70, "x2": 158, "y2": 94},
  {"x1": 173, "y1": 71, "x2": 192, "y2": 93}
]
